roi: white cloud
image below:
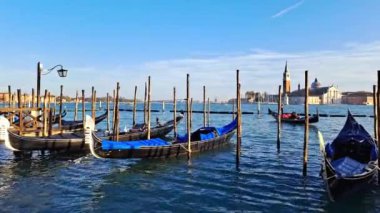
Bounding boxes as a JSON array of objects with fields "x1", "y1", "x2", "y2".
[
  {"x1": 272, "y1": 0, "x2": 304, "y2": 19},
  {"x1": 1, "y1": 41, "x2": 379, "y2": 102}
]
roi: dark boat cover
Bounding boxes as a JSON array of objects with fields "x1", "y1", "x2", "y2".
[
  {"x1": 176, "y1": 118, "x2": 237, "y2": 143},
  {"x1": 325, "y1": 111, "x2": 378, "y2": 177},
  {"x1": 102, "y1": 138, "x2": 170, "y2": 150}
]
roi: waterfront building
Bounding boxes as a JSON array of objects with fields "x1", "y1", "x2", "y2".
[
  {"x1": 341, "y1": 91, "x2": 373, "y2": 105},
  {"x1": 289, "y1": 78, "x2": 341, "y2": 105}
]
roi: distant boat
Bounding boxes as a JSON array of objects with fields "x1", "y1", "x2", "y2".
[
  {"x1": 318, "y1": 111, "x2": 378, "y2": 201},
  {"x1": 268, "y1": 108, "x2": 319, "y2": 124}
]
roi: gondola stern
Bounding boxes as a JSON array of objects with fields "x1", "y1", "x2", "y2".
[
  {"x1": 84, "y1": 115, "x2": 102, "y2": 159},
  {"x1": 0, "y1": 116, "x2": 19, "y2": 151}
]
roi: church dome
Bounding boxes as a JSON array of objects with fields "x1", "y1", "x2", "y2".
[{"x1": 311, "y1": 78, "x2": 321, "y2": 89}]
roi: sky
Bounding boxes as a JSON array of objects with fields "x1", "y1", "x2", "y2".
[{"x1": 0, "y1": 0, "x2": 380, "y2": 101}]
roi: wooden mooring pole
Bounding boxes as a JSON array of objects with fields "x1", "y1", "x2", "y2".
[
  {"x1": 43, "y1": 89, "x2": 48, "y2": 137},
  {"x1": 173, "y1": 87, "x2": 177, "y2": 138},
  {"x1": 106, "y1": 93, "x2": 110, "y2": 132},
  {"x1": 377, "y1": 70, "x2": 380, "y2": 184},
  {"x1": 133, "y1": 86, "x2": 137, "y2": 126},
  {"x1": 236, "y1": 70, "x2": 242, "y2": 166},
  {"x1": 187, "y1": 74, "x2": 192, "y2": 159},
  {"x1": 17, "y1": 89, "x2": 23, "y2": 135},
  {"x1": 277, "y1": 85, "x2": 282, "y2": 152},
  {"x1": 82, "y1": 90, "x2": 85, "y2": 124},
  {"x1": 373, "y1": 85, "x2": 377, "y2": 140},
  {"x1": 147, "y1": 77, "x2": 151, "y2": 139},
  {"x1": 59, "y1": 85, "x2": 63, "y2": 131},
  {"x1": 8, "y1": 85, "x2": 11, "y2": 108},
  {"x1": 114, "y1": 83, "x2": 120, "y2": 141},
  {"x1": 144, "y1": 82, "x2": 147, "y2": 124},
  {"x1": 91, "y1": 86, "x2": 95, "y2": 121},
  {"x1": 203, "y1": 86, "x2": 206, "y2": 127},
  {"x1": 31, "y1": 88, "x2": 35, "y2": 108},
  {"x1": 74, "y1": 91, "x2": 78, "y2": 121},
  {"x1": 303, "y1": 70, "x2": 310, "y2": 177}
]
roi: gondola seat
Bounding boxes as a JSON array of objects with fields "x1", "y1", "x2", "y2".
[{"x1": 331, "y1": 156, "x2": 368, "y2": 177}]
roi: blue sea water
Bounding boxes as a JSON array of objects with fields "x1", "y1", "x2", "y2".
[{"x1": 0, "y1": 102, "x2": 379, "y2": 212}]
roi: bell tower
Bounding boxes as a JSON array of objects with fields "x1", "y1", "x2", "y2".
[{"x1": 283, "y1": 61, "x2": 291, "y2": 95}]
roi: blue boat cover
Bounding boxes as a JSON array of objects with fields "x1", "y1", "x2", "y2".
[
  {"x1": 331, "y1": 157, "x2": 367, "y2": 177},
  {"x1": 326, "y1": 111, "x2": 378, "y2": 164},
  {"x1": 176, "y1": 118, "x2": 237, "y2": 143},
  {"x1": 102, "y1": 138, "x2": 170, "y2": 150}
]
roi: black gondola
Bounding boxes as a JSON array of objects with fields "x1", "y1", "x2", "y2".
[
  {"x1": 318, "y1": 111, "x2": 378, "y2": 201},
  {"x1": 87, "y1": 116, "x2": 237, "y2": 159},
  {"x1": 268, "y1": 108, "x2": 319, "y2": 124},
  {"x1": 60, "y1": 111, "x2": 108, "y2": 131},
  {"x1": 103, "y1": 114, "x2": 184, "y2": 141}
]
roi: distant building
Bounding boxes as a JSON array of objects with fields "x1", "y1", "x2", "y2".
[
  {"x1": 289, "y1": 78, "x2": 341, "y2": 105},
  {"x1": 0, "y1": 92, "x2": 9, "y2": 102},
  {"x1": 342, "y1": 91, "x2": 373, "y2": 105}
]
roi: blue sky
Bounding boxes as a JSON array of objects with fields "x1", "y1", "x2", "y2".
[{"x1": 1, "y1": 0, "x2": 380, "y2": 100}]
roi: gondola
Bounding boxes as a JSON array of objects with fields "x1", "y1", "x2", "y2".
[
  {"x1": 268, "y1": 108, "x2": 319, "y2": 124},
  {"x1": 86, "y1": 116, "x2": 237, "y2": 159},
  {"x1": 103, "y1": 114, "x2": 184, "y2": 141},
  {"x1": 60, "y1": 111, "x2": 108, "y2": 131},
  {"x1": 318, "y1": 111, "x2": 378, "y2": 201},
  {"x1": 12, "y1": 110, "x2": 67, "y2": 125}
]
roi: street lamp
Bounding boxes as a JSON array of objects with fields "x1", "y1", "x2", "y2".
[{"x1": 36, "y1": 62, "x2": 68, "y2": 107}]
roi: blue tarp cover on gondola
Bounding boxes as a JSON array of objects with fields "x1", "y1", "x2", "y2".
[
  {"x1": 326, "y1": 111, "x2": 378, "y2": 170},
  {"x1": 102, "y1": 138, "x2": 170, "y2": 150},
  {"x1": 176, "y1": 118, "x2": 237, "y2": 143}
]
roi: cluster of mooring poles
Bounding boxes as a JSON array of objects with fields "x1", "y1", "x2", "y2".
[{"x1": 276, "y1": 70, "x2": 310, "y2": 176}]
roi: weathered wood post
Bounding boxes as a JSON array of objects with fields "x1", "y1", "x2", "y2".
[
  {"x1": 133, "y1": 85, "x2": 137, "y2": 126},
  {"x1": 37, "y1": 62, "x2": 42, "y2": 107},
  {"x1": 112, "y1": 89, "x2": 116, "y2": 131},
  {"x1": 147, "y1": 77, "x2": 151, "y2": 139},
  {"x1": 59, "y1": 85, "x2": 63, "y2": 131},
  {"x1": 43, "y1": 89, "x2": 48, "y2": 137},
  {"x1": 208, "y1": 97, "x2": 211, "y2": 127},
  {"x1": 31, "y1": 88, "x2": 35, "y2": 108},
  {"x1": 373, "y1": 85, "x2": 377, "y2": 140},
  {"x1": 277, "y1": 85, "x2": 282, "y2": 152},
  {"x1": 114, "y1": 82, "x2": 120, "y2": 141},
  {"x1": 17, "y1": 89, "x2": 23, "y2": 135},
  {"x1": 187, "y1": 74, "x2": 192, "y2": 159},
  {"x1": 203, "y1": 86, "x2": 206, "y2": 127},
  {"x1": 8, "y1": 85, "x2": 11, "y2": 108},
  {"x1": 173, "y1": 87, "x2": 177, "y2": 138},
  {"x1": 236, "y1": 70, "x2": 242, "y2": 166},
  {"x1": 377, "y1": 70, "x2": 380, "y2": 184},
  {"x1": 106, "y1": 93, "x2": 110, "y2": 132},
  {"x1": 48, "y1": 92, "x2": 53, "y2": 136},
  {"x1": 144, "y1": 82, "x2": 147, "y2": 124},
  {"x1": 82, "y1": 90, "x2": 85, "y2": 125},
  {"x1": 91, "y1": 86, "x2": 95, "y2": 121},
  {"x1": 303, "y1": 70, "x2": 310, "y2": 177},
  {"x1": 74, "y1": 91, "x2": 78, "y2": 121}
]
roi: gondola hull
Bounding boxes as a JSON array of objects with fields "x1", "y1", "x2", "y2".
[
  {"x1": 91, "y1": 130, "x2": 235, "y2": 159},
  {"x1": 6, "y1": 129, "x2": 87, "y2": 152},
  {"x1": 268, "y1": 108, "x2": 319, "y2": 124},
  {"x1": 321, "y1": 156, "x2": 377, "y2": 201}
]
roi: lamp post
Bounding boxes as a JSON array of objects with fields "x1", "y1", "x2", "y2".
[{"x1": 36, "y1": 62, "x2": 68, "y2": 107}]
